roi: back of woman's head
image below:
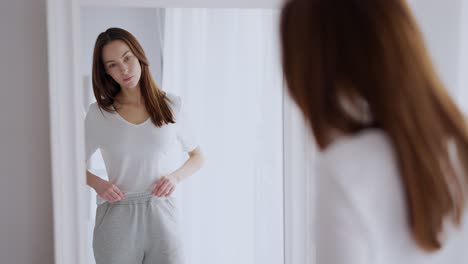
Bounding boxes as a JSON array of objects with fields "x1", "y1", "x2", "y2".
[
  {"x1": 92, "y1": 27, "x2": 174, "y2": 126},
  {"x1": 280, "y1": 0, "x2": 468, "y2": 251}
]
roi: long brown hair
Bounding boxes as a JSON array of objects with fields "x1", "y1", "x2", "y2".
[
  {"x1": 280, "y1": 0, "x2": 468, "y2": 251},
  {"x1": 92, "y1": 27, "x2": 175, "y2": 126}
]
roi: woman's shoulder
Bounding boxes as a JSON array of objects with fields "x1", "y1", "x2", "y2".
[
  {"x1": 164, "y1": 92, "x2": 183, "y2": 114},
  {"x1": 85, "y1": 102, "x2": 99, "y2": 118},
  {"x1": 87, "y1": 101, "x2": 99, "y2": 112},
  {"x1": 320, "y1": 129, "x2": 393, "y2": 162},
  {"x1": 317, "y1": 129, "x2": 404, "y2": 210},
  {"x1": 85, "y1": 102, "x2": 108, "y2": 123},
  {"x1": 318, "y1": 129, "x2": 399, "y2": 187}
]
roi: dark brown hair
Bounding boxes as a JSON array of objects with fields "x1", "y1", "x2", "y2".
[
  {"x1": 92, "y1": 27, "x2": 174, "y2": 126},
  {"x1": 281, "y1": 0, "x2": 468, "y2": 251}
]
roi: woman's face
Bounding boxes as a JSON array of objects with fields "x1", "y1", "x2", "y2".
[{"x1": 102, "y1": 40, "x2": 142, "y2": 90}]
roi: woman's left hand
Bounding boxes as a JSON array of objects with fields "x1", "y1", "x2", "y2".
[{"x1": 152, "y1": 175, "x2": 178, "y2": 197}]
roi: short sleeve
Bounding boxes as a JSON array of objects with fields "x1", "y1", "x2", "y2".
[
  {"x1": 84, "y1": 103, "x2": 100, "y2": 164},
  {"x1": 170, "y1": 94, "x2": 198, "y2": 152}
]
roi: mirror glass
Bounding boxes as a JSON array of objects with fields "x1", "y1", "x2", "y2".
[{"x1": 81, "y1": 6, "x2": 284, "y2": 264}]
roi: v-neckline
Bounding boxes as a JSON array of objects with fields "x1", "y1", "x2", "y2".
[{"x1": 112, "y1": 105, "x2": 151, "y2": 127}]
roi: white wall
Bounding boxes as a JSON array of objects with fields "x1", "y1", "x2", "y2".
[
  {"x1": 162, "y1": 9, "x2": 284, "y2": 263},
  {"x1": 0, "y1": 0, "x2": 54, "y2": 263},
  {"x1": 458, "y1": 0, "x2": 468, "y2": 113},
  {"x1": 408, "y1": 0, "x2": 463, "y2": 97}
]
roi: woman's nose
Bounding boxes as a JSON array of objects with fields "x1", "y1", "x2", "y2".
[{"x1": 120, "y1": 64, "x2": 128, "y2": 74}]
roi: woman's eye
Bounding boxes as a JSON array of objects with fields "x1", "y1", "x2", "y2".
[
  {"x1": 124, "y1": 56, "x2": 131, "y2": 62},
  {"x1": 108, "y1": 64, "x2": 115, "y2": 68}
]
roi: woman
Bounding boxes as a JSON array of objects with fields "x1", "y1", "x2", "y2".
[
  {"x1": 85, "y1": 27, "x2": 205, "y2": 264},
  {"x1": 280, "y1": 0, "x2": 468, "y2": 263}
]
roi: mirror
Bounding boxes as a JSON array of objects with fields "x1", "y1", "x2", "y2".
[{"x1": 81, "y1": 6, "x2": 284, "y2": 264}]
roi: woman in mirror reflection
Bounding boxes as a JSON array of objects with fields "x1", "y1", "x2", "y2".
[
  {"x1": 85, "y1": 27, "x2": 205, "y2": 264},
  {"x1": 281, "y1": 0, "x2": 468, "y2": 263}
]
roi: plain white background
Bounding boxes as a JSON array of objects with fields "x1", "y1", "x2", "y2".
[
  {"x1": 161, "y1": 8, "x2": 284, "y2": 264},
  {"x1": 1, "y1": 0, "x2": 468, "y2": 263}
]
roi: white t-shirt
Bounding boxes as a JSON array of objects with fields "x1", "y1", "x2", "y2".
[
  {"x1": 85, "y1": 93, "x2": 197, "y2": 205},
  {"x1": 315, "y1": 129, "x2": 468, "y2": 264}
]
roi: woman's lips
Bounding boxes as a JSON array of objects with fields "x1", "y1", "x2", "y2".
[{"x1": 123, "y1": 76, "x2": 133, "y2": 82}]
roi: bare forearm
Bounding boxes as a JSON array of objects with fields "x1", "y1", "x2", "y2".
[
  {"x1": 171, "y1": 147, "x2": 205, "y2": 183},
  {"x1": 86, "y1": 170, "x2": 103, "y2": 190},
  {"x1": 152, "y1": 146, "x2": 205, "y2": 197}
]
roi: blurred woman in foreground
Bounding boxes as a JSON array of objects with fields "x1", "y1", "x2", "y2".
[{"x1": 280, "y1": 0, "x2": 468, "y2": 263}]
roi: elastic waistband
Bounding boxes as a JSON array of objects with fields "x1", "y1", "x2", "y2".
[{"x1": 105, "y1": 191, "x2": 171, "y2": 205}]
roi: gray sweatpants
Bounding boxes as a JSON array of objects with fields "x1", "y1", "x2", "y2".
[{"x1": 93, "y1": 191, "x2": 184, "y2": 264}]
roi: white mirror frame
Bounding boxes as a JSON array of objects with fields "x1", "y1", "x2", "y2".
[{"x1": 46, "y1": 0, "x2": 313, "y2": 263}]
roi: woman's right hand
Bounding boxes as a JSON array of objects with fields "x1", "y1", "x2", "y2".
[{"x1": 93, "y1": 179, "x2": 126, "y2": 203}]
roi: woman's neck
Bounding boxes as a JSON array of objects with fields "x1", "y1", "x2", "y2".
[{"x1": 116, "y1": 85, "x2": 144, "y2": 106}]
